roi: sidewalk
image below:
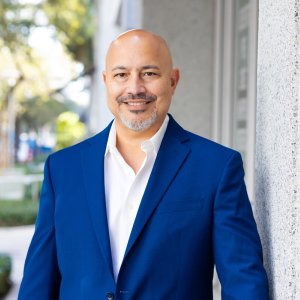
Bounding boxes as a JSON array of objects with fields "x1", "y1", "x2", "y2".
[{"x1": 0, "y1": 225, "x2": 35, "y2": 300}]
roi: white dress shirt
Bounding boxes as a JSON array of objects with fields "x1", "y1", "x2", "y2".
[{"x1": 104, "y1": 115, "x2": 169, "y2": 282}]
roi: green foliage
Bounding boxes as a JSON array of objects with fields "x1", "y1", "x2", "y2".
[
  {"x1": 43, "y1": 0, "x2": 95, "y2": 68},
  {"x1": 0, "y1": 200, "x2": 39, "y2": 227},
  {"x1": 0, "y1": 254, "x2": 11, "y2": 298},
  {"x1": 55, "y1": 111, "x2": 86, "y2": 150},
  {"x1": 0, "y1": 1, "x2": 32, "y2": 51},
  {"x1": 13, "y1": 163, "x2": 30, "y2": 175},
  {"x1": 0, "y1": 0, "x2": 95, "y2": 67},
  {"x1": 0, "y1": 0, "x2": 94, "y2": 134},
  {"x1": 18, "y1": 97, "x2": 67, "y2": 130},
  {"x1": 32, "y1": 154, "x2": 48, "y2": 164}
]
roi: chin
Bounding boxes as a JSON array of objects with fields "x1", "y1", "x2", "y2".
[
  {"x1": 117, "y1": 107, "x2": 157, "y2": 132},
  {"x1": 128, "y1": 109, "x2": 147, "y2": 115}
]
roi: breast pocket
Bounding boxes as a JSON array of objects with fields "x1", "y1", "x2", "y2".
[{"x1": 156, "y1": 199, "x2": 203, "y2": 214}]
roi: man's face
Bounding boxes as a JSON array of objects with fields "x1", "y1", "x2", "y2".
[{"x1": 103, "y1": 33, "x2": 179, "y2": 132}]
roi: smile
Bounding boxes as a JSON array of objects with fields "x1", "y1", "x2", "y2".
[{"x1": 126, "y1": 102, "x2": 149, "y2": 106}]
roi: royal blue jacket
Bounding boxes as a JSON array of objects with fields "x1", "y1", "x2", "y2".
[{"x1": 18, "y1": 115, "x2": 270, "y2": 300}]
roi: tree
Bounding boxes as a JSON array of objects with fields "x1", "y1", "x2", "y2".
[
  {"x1": 17, "y1": 97, "x2": 67, "y2": 130},
  {"x1": 0, "y1": 0, "x2": 95, "y2": 106},
  {"x1": 42, "y1": 0, "x2": 95, "y2": 69},
  {"x1": 0, "y1": 0, "x2": 95, "y2": 166}
]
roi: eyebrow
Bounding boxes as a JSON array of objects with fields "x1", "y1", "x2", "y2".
[
  {"x1": 111, "y1": 65, "x2": 160, "y2": 72},
  {"x1": 111, "y1": 66, "x2": 128, "y2": 71},
  {"x1": 140, "y1": 65, "x2": 160, "y2": 70}
]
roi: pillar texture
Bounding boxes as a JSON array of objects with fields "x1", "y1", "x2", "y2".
[{"x1": 255, "y1": 1, "x2": 300, "y2": 299}]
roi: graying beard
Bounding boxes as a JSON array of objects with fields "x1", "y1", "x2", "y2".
[
  {"x1": 129, "y1": 109, "x2": 146, "y2": 115},
  {"x1": 117, "y1": 107, "x2": 157, "y2": 132}
]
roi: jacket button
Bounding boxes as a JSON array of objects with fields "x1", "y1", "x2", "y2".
[{"x1": 106, "y1": 292, "x2": 114, "y2": 300}]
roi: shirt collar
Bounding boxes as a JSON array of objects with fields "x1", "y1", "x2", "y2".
[
  {"x1": 105, "y1": 114, "x2": 169, "y2": 156},
  {"x1": 147, "y1": 114, "x2": 169, "y2": 154},
  {"x1": 105, "y1": 119, "x2": 117, "y2": 156}
]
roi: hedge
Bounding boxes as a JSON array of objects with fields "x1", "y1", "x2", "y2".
[
  {"x1": 0, "y1": 200, "x2": 39, "y2": 227},
  {"x1": 0, "y1": 254, "x2": 11, "y2": 299}
]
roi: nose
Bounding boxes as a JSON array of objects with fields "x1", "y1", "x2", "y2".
[{"x1": 127, "y1": 73, "x2": 146, "y2": 95}]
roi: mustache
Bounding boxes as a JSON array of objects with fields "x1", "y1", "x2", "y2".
[{"x1": 117, "y1": 94, "x2": 157, "y2": 104}]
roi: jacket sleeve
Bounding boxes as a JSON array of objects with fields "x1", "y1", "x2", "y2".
[
  {"x1": 212, "y1": 151, "x2": 270, "y2": 299},
  {"x1": 18, "y1": 155, "x2": 61, "y2": 300}
]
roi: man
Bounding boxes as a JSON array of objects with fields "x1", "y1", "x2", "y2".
[{"x1": 18, "y1": 30, "x2": 269, "y2": 300}]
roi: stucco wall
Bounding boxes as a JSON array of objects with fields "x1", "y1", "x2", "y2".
[
  {"x1": 142, "y1": 0, "x2": 214, "y2": 139},
  {"x1": 255, "y1": 0, "x2": 300, "y2": 298}
]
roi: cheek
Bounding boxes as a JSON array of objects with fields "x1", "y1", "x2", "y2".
[
  {"x1": 148, "y1": 82, "x2": 172, "y2": 115},
  {"x1": 148, "y1": 79, "x2": 171, "y2": 97},
  {"x1": 149, "y1": 80, "x2": 172, "y2": 107},
  {"x1": 106, "y1": 84, "x2": 120, "y2": 116},
  {"x1": 106, "y1": 82, "x2": 124, "y2": 103}
]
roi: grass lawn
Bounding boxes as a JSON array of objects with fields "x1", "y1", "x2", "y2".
[{"x1": 0, "y1": 200, "x2": 39, "y2": 227}]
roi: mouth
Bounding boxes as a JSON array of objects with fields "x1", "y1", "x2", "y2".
[
  {"x1": 123, "y1": 100, "x2": 153, "y2": 111},
  {"x1": 117, "y1": 94, "x2": 157, "y2": 112}
]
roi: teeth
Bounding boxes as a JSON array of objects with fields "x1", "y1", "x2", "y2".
[{"x1": 127, "y1": 102, "x2": 147, "y2": 106}]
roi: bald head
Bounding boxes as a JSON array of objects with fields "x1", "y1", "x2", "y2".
[{"x1": 106, "y1": 29, "x2": 173, "y2": 71}]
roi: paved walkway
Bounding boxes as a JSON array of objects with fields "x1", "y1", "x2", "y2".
[{"x1": 0, "y1": 225, "x2": 35, "y2": 300}]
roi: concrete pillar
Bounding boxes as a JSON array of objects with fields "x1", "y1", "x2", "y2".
[{"x1": 255, "y1": 1, "x2": 300, "y2": 299}]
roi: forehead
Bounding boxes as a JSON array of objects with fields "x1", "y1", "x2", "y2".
[{"x1": 106, "y1": 37, "x2": 170, "y2": 71}]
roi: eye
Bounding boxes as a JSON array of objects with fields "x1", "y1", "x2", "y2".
[
  {"x1": 144, "y1": 72, "x2": 156, "y2": 76},
  {"x1": 115, "y1": 73, "x2": 127, "y2": 77}
]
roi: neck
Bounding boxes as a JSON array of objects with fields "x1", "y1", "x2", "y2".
[
  {"x1": 114, "y1": 115, "x2": 166, "y2": 174},
  {"x1": 115, "y1": 116, "x2": 165, "y2": 149}
]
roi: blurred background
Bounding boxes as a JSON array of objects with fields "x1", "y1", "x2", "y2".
[{"x1": 0, "y1": 0, "x2": 257, "y2": 299}]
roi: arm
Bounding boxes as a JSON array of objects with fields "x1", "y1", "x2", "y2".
[
  {"x1": 18, "y1": 155, "x2": 61, "y2": 300},
  {"x1": 213, "y1": 152, "x2": 269, "y2": 299}
]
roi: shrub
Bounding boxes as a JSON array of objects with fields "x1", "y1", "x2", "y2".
[
  {"x1": 56, "y1": 111, "x2": 86, "y2": 151},
  {"x1": 0, "y1": 200, "x2": 39, "y2": 227},
  {"x1": 0, "y1": 254, "x2": 12, "y2": 298}
]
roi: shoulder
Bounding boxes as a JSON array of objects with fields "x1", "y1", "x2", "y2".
[
  {"x1": 167, "y1": 114, "x2": 240, "y2": 166},
  {"x1": 185, "y1": 130, "x2": 239, "y2": 158},
  {"x1": 46, "y1": 138, "x2": 91, "y2": 172},
  {"x1": 180, "y1": 130, "x2": 244, "y2": 178},
  {"x1": 179, "y1": 130, "x2": 244, "y2": 192}
]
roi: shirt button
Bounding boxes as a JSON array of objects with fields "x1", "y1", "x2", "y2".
[
  {"x1": 106, "y1": 292, "x2": 114, "y2": 300},
  {"x1": 128, "y1": 204, "x2": 133, "y2": 209}
]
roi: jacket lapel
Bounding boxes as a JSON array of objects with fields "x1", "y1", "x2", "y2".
[
  {"x1": 81, "y1": 123, "x2": 115, "y2": 283},
  {"x1": 123, "y1": 115, "x2": 191, "y2": 261}
]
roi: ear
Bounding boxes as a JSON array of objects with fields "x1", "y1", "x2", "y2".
[
  {"x1": 170, "y1": 68, "x2": 180, "y2": 96},
  {"x1": 102, "y1": 71, "x2": 107, "y2": 85}
]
